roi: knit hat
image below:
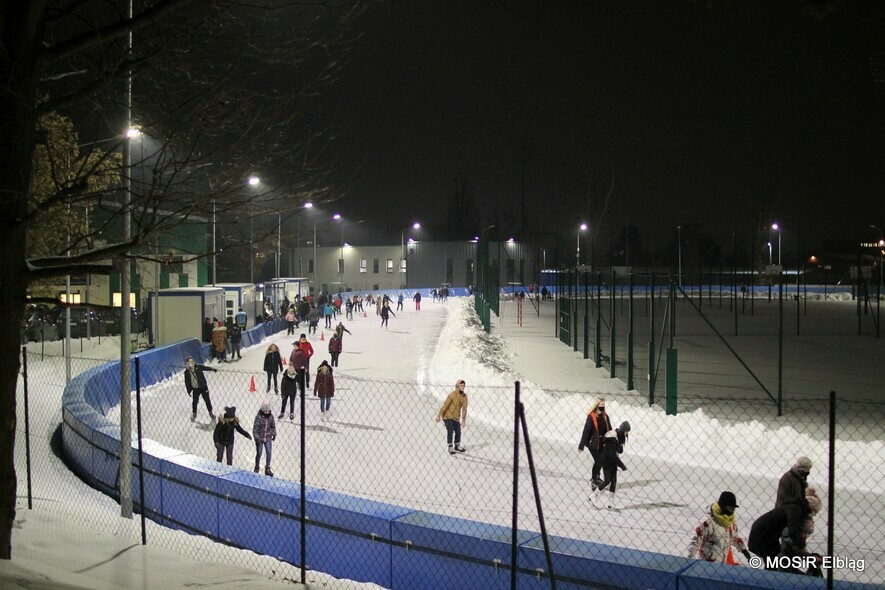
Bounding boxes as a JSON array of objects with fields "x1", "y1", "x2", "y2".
[
  {"x1": 224, "y1": 406, "x2": 236, "y2": 419},
  {"x1": 300, "y1": 333, "x2": 307, "y2": 339},
  {"x1": 793, "y1": 456, "x2": 812, "y2": 470},
  {"x1": 260, "y1": 400, "x2": 271, "y2": 413},
  {"x1": 806, "y1": 491, "x2": 822, "y2": 515},
  {"x1": 718, "y1": 491, "x2": 738, "y2": 508}
]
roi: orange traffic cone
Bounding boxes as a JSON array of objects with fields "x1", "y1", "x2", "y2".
[
  {"x1": 249, "y1": 375, "x2": 257, "y2": 393},
  {"x1": 726, "y1": 548, "x2": 736, "y2": 565},
  {"x1": 320, "y1": 331, "x2": 325, "y2": 341},
  {"x1": 281, "y1": 357, "x2": 287, "y2": 366}
]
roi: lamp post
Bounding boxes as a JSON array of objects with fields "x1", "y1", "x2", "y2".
[
  {"x1": 772, "y1": 223, "x2": 782, "y2": 266},
  {"x1": 313, "y1": 213, "x2": 341, "y2": 292},
  {"x1": 767, "y1": 242, "x2": 773, "y2": 266},
  {"x1": 577, "y1": 223, "x2": 588, "y2": 266},
  {"x1": 401, "y1": 222, "x2": 420, "y2": 289},
  {"x1": 245, "y1": 175, "x2": 261, "y2": 284}
]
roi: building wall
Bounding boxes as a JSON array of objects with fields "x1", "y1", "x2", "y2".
[{"x1": 288, "y1": 241, "x2": 538, "y2": 295}]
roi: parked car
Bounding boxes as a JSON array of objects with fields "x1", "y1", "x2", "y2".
[
  {"x1": 23, "y1": 304, "x2": 58, "y2": 343},
  {"x1": 51, "y1": 306, "x2": 101, "y2": 339},
  {"x1": 101, "y1": 307, "x2": 144, "y2": 336}
]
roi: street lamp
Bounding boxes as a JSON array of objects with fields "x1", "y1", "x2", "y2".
[
  {"x1": 313, "y1": 213, "x2": 341, "y2": 292},
  {"x1": 577, "y1": 223, "x2": 588, "y2": 266},
  {"x1": 772, "y1": 223, "x2": 782, "y2": 266},
  {"x1": 401, "y1": 222, "x2": 420, "y2": 289},
  {"x1": 767, "y1": 242, "x2": 773, "y2": 266}
]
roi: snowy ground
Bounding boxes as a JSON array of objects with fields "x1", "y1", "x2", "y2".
[{"x1": 11, "y1": 295, "x2": 885, "y2": 588}]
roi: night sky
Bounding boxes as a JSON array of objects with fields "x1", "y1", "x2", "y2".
[{"x1": 321, "y1": 1, "x2": 883, "y2": 259}]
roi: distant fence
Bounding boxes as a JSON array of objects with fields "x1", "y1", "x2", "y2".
[{"x1": 16, "y1": 326, "x2": 884, "y2": 588}]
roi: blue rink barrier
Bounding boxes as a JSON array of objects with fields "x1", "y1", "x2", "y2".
[
  {"x1": 61, "y1": 325, "x2": 881, "y2": 589},
  {"x1": 390, "y1": 511, "x2": 537, "y2": 590}
]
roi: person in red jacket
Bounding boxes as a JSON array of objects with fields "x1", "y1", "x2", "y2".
[
  {"x1": 313, "y1": 360, "x2": 335, "y2": 420},
  {"x1": 293, "y1": 333, "x2": 314, "y2": 386}
]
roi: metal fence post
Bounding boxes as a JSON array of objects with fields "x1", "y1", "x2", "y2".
[
  {"x1": 627, "y1": 273, "x2": 634, "y2": 391},
  {"x1": 135, "y1": 356, "x2": 146, "y2": 544},
  {"x1": 22, "y1": 346, "x2": 33, "y2": 510},
  {"x1": 609, "y1": 269, "x2": 616, "y2": 379},
  {"x1": 511, "y1": 381, "x2": 520, "y2": 590},
  {"x1": 827, "y1": 390, "x2": 835, "y2": 590},
  {"x1": 595, "y1": 273, "x2": 601, "y2": 368}
]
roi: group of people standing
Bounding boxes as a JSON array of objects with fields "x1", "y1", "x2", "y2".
[
  {"x1": 203, "y1": 313, "x2": 246, "y2": 363},
  {"x1": 686, "y1": 457, "x2": 822, "y2": 576}
]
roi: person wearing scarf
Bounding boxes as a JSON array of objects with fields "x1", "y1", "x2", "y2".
[{"x1": 688, "y1": 491, "x2": 751, "y2": 563}]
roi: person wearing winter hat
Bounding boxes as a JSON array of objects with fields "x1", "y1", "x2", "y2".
[
  {"x1": 588, "y1": 421, "x2": 631, "y2": 510},
  {"x1": 212, "y1": 406, "x2": 251, "y2": 465},
  {"x1": 313, "y1": 360, "x2": 335, "y2": 420},
  {"x1": 435, "y1": 379, "x2": 468, "y2": 454},
  {"x1": 688, "y1": 491, "x2": 751, "y2": 564},
  {"x1": 577, "y1": 398, "x2": 613, "y2": 490},
  {"x1": 776, "y1": 456, "x2": 812, "y2": 510},
  {"x1": 295, "y1": 334, "x2": 314, "y2": 387},
  {"x1": 263, "y1": 344, "x2": 283, "y2": 394},
  {"x1": 252, "y1": 401, "x2": 276, "y2": 476},
  {"x1": 749, "y1": 487, "x2": 823, "y2": 566}
]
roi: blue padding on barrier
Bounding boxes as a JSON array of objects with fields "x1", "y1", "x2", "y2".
[
  {"x1": 678, "y1": 561, "x2": 880, "y2": 590},
  {"x1": 306, "y1": 489, "x2": 415, "y2": 587},
  {"x1": 390, "y1": 511, "x2": 537, "y2": 590},
  {"x1": 63, "y1": 403, "x2": 113, "y2": 443},
  {"x1": 159, "y1": 454, "x2": 239, "y2": 536},
  {"x1": 518, "y1": 536, "x2": 693, "y2": 590},
  {"x1": 61, "y1": 421, "x2": 92, "y2": 483},
  {"x1": 217, "y1": 472, "x2": 313, "y2": 563},
  {"x1": 130, "y1": 439, "x2": 184, "y2": 515}
]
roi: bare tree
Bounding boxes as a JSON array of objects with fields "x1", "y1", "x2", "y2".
[{"x1": 0, "y1": 0, "x2": 367, "y2": 558}]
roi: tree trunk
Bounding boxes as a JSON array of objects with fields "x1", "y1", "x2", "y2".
[{"x1": 0, "y1": 4, "x2": 43, "y2": 559}]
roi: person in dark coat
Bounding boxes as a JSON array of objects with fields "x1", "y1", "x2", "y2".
[
  {"x1": 278, "y1": 364, "x2": 301, "y2": 420},
  {"x1": 380, "y1": 301, "x2": 396, "y2": 328},
  {"x1": 413, "y1": 290, "x2": 421, "y2": 310},
  {"x1": 313, "y1": 360, "x2": 335, "y2": 420},
  {"x1": 229, "y1": 324, "x2": 243, "y2": 360},
  {"x1": 183, "y1": 356, "x2": 216, "y2": 421},
  {"x1": 252, "y1": 401, "x2": 276, "y2": 476},
  {"x1": 212, "y1": 406, "x2": 251, "y2": 465},
  {"x1": 749, "y1": 488, "x2": 822, "y2": 565},
  {"x1": 328, "y1": 333, "x2": 342, "y2": 367},
  {"x1": 589, "y1": 421, "x2": 630, "y2": 510},
  {"x1": 776, "y1": 457, "x2": 812, "y2": 510},
  {"x1": 202, "y1": 317, "x2": 213, "y2": 343},
  {"x1": 263, "y1": 344, "x2": 283, "y2": 394},
  {"x1": 577, "y1": 397, "x2": 613, "y2": 489}
]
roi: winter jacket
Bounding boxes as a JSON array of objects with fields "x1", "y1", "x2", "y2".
[
  {"x1": 298, "y1": 341, "x2": 314, "y2": 371},
  {"x1": 229, "y1": 325, "x2": 242, "y2": 344},
  {"x1": 437, "y1": 384, "x2": 468, "y2": 421},
  {"x1": 776, "y1": 468, "x2": 808, "y2": 510},
  {"x1": 263, "y1": 349, "x2": 283, "y2": 374},
  {"x1": 328, "y1": 335, "x2": 342, "y2": 353},
  {"x1": 688, "y1": 507, "x2": 748, "y2": 563},
  {"x1": 381, "y1": 304, "x2": 395, "y2": 319},
  {"x1": 184, "y1": 364, "x2": 216, "y2": 393},
  {"x1": 598, "y1": 429, "x2": 628, "y2": 471},
  {"x1": 748, "y1": 503, "x2": 807, "y2": 559},
  {"x1": 308, "y1": 309, "x2": 319, "y2": 326},
  {"x1": 313, "y1": 364, "x2": 335, "y2": 398},
  {"x1": 211, "y1": 325, "x2": 228, "y2": 352},
  {"x1": 213, "y1": 416, "x2": 251, "y2": 445},
  {"x1": 286, "y1": 310, "x2": 296, "y2": 323},
  {"x1": 280, "y1": 369, "x2": 300, "y2": 398},
  {"x1": 252, "y1": 411, "x2": 277, "y2": 443},
  {"x1": 578, "y1": 411, "x2": 612, "y2": 452},
  {"x1": 289, "y1": 347, "x2": 307, "y2": 371},
  {"x1": 298, "y1": 301, "x2": 311, "y2": 319},
  {"x1": 413, "y1": 292, "x2": 421, "y2": 302}
]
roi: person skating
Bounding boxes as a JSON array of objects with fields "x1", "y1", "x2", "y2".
[
  {"x1": 263, "y1": 343, "x2": 283, "y2": 394},
  {"x1": 313, "y1": 360, "x2": 335, "y2": 421},
  {"x1": 278, "y1": 364, "x2": 301, "y2": 420},
  {"x1": 285, "y1": 307, "x2": 297, "y2": 335},
  {"x1": 294, "y1": 333, "x2": 314, "y2": 387},
  {"x1": 252, "y1": 401, "x2": 276, "y2": 476},
  {"x1": 328, "y1": 332, "x2": 342, "y2": 367},
  {"x1": 577, "y1": 397, "x2": 612, "y2": 490},
  {"x1": 229, "y1": 323, "x2": 243, "y2": 360},
  {"x1": 748, "y1": 488, "x2": 822, "y2": 568},
  {"x1": 688, "y1": 491, "x2": 752, "y2": 564},
  {"x1": 434, "y1": 379, "x2": 468, "y2": 454},
  {"x1": 413, "y1": 290, "x2": 421, "y2": 310},
  {"x1": 589, "y1": 421, "x2": 630, "y2": 510},
  {"x1": 183, "y1": 356, "x2": 216, "y2": 421},
  {"x1": 212, "y1": 406, "x2": 251, "y2": 465},
  {"x1": 380, "y1": 300, "x2": 396, "y2": 329},
  {"x1": 396, "y1": 292, "x2": 404, "y2": 311}
]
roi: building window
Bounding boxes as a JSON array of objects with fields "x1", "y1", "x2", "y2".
[
  {"x1": 386, "y1": 259, "x2": 394, "y2": 273},
  {"x1": 360, "y1": 259, "x2": 367, "y2": 273},
  {"x1": 373, "y1": 259, "x2": 379, "y2": 273},
  {"x1": 400, "y1": 259, "x2": 407, "y2": 273}
]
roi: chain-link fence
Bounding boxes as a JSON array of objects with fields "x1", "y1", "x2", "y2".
[{"x1": 17, "y1": 348, "x2": 884, "y2": 588}]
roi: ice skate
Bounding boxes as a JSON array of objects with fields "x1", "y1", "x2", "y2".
[
  {"x1": 265, "y1": 467, "x2": 274, "y2": 477},
  {"x1": 289, "y1": 413, "x2": 294, "y2": 420},
  {"x1": 278, "y1": 413, "x2": 284, "y2": 419},
  {"x1": 190, "y1": 413, "x2": 196, "y2": 422},
  {"x1": 454, "y1": 445, "x2": 466, "y2": 453},
  {"x1": 448, "y1": 444, "x2": 455, "y2": 455},
  {"x1": 606, "y1": 491, "x2": 619, "y2": 511}
]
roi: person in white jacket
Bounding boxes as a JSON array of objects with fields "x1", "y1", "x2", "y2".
[{"x1": 688, "y1": 491, "x2": 751, "y2": 564}]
